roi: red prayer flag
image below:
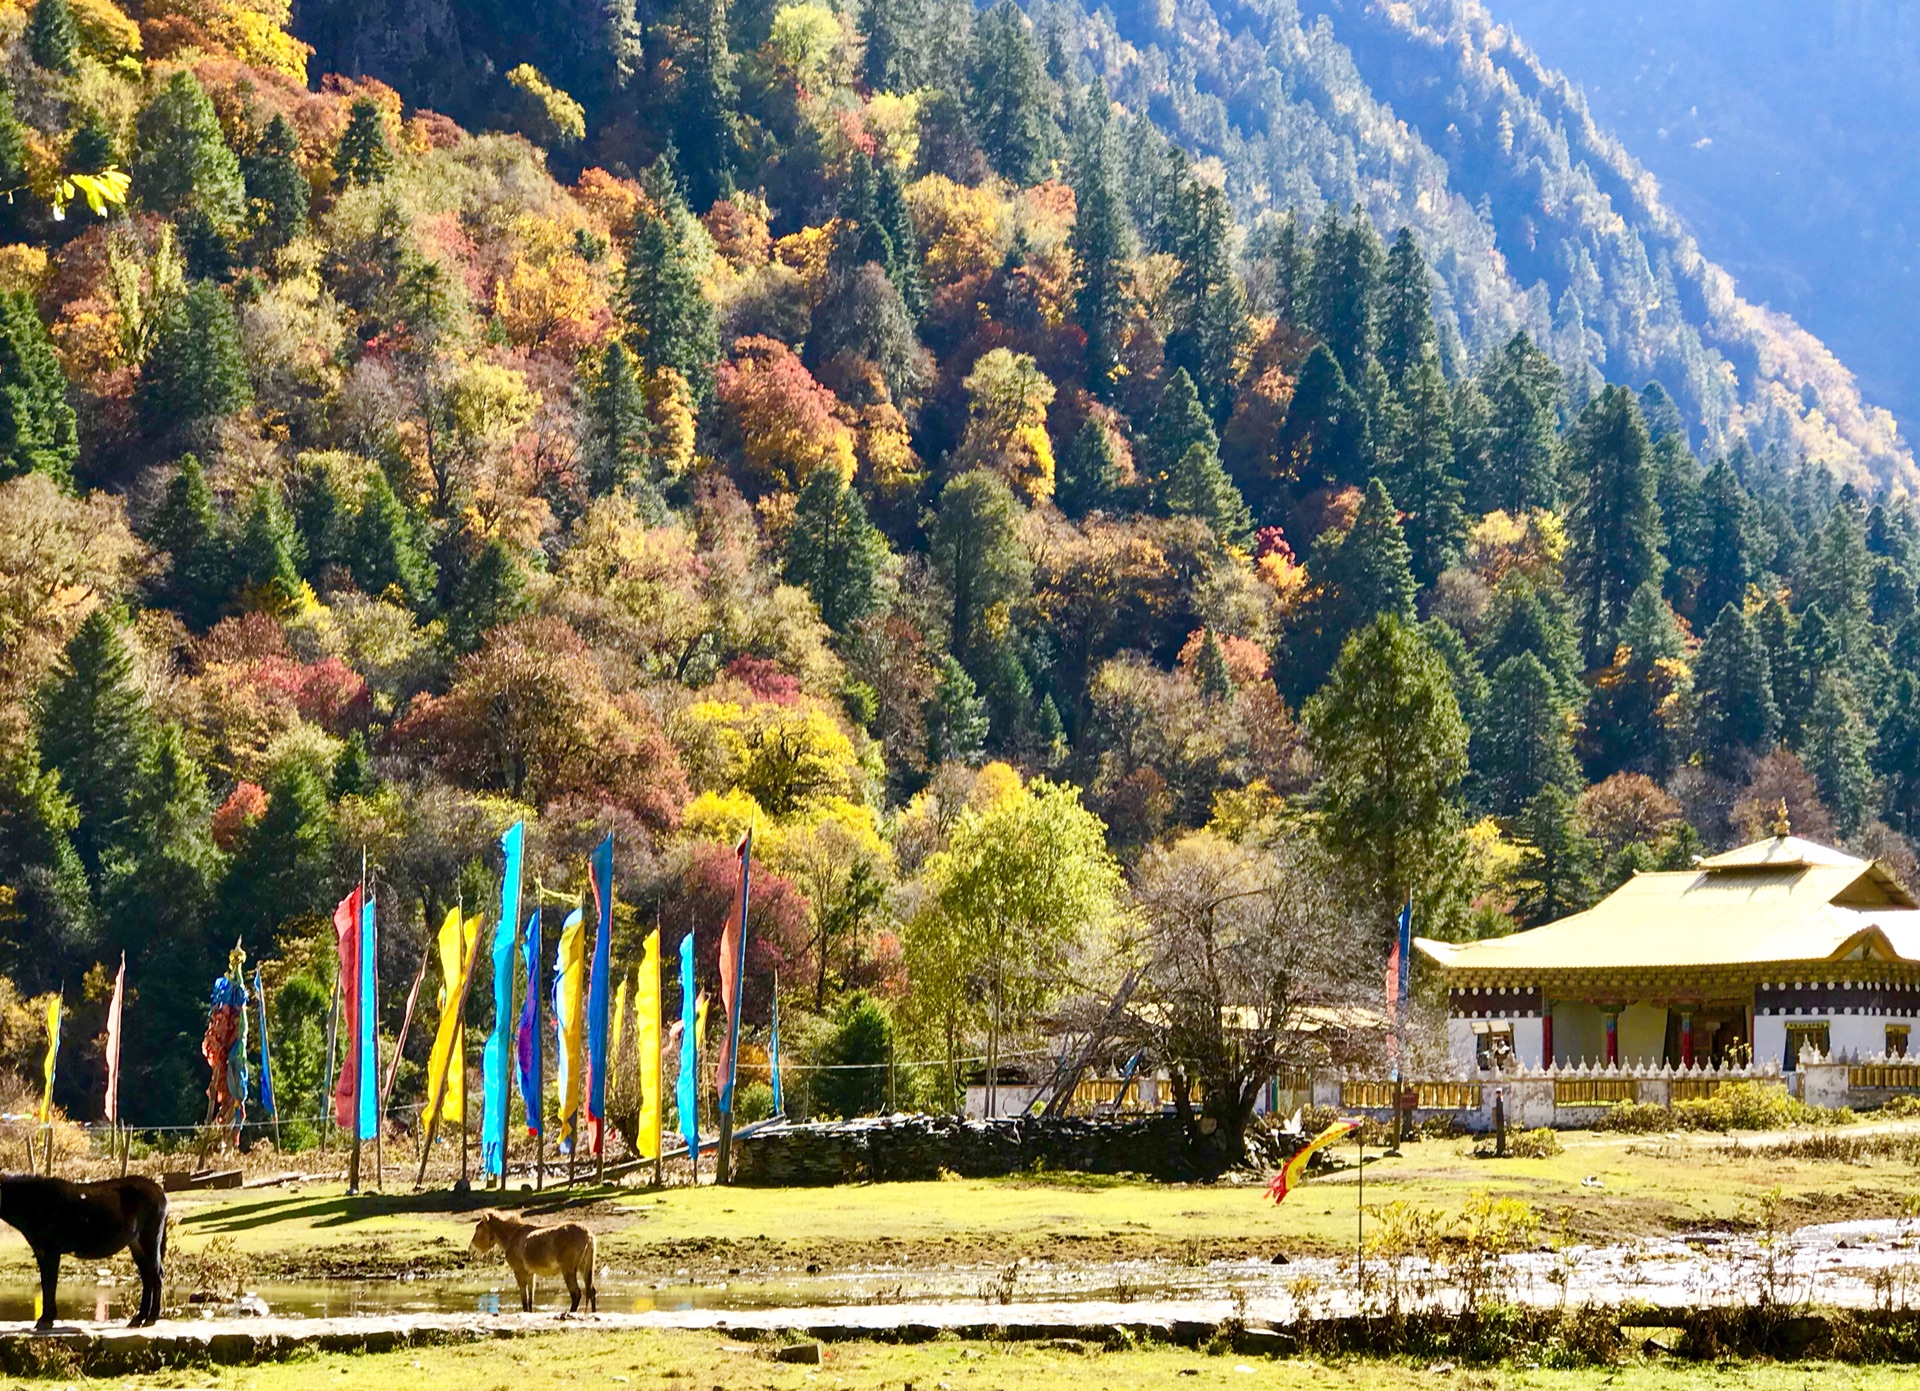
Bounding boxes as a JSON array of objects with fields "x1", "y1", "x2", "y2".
[
  {"x1": 332, "y1": 887, "x2": 362, "y2": 1129},
  {"x1": 714, "y1": 832, "x2": 748, "y2": 1097}
]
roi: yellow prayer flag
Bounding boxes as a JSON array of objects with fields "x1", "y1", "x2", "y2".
[
  {"x1": 556, "y1": 908, "x2": 588, "y2": 1147},
  {"x1": 636, "y1": 929, "x2": 662, "y2": 1162},
  {"x1": 609, "y1": 973, "x2": 629, "y2": 1107},
  {"x1": 695, "y1": 993, "x2": 708, "y2": 1055},
  {"x1": 426, "y1": 909, "x2": 480, "y2": 1124},
  {"x1": 39, "y1": 995, "x2": 59, "y2": 1125}
]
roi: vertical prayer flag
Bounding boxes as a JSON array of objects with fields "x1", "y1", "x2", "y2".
[
  {"x1": 553, "y1": 908, "x2": 587, "y2": 1151},
  {"x1": 103, "y1": 955, "x2": 125, "y2": 1127},
  {"x1": 1267, "y1": 1118, "x2": 1359, "y2": 1204},
  {"x1": 39, "y1": 995, "x2": 60, "y2": 1124},
  {"x1": 482, "y1": 821, "x2": 524, "y2": 1176},
  {"x1": 716, "y1": 829, "x2": 751, "y2": 1116},
  {"x1": 331, "y1": 887, "x2": 363, "y2": 1129},
  {"x1": 675, "y1": 933, "x2": 698, "y2": 1166},
  {"x1": 427, "y1": 909, "x2": 477, "y2": 1125},
  {"x1": 357, "y1": 894, "x2": 378, "y2": 1141},
  {"x1": 637, "y1": 929, "x2": 662, "y2": 1162},
  {"x1": 586, "y1": 833, "x2": 614, "y2": 1154},
  {"x1": 517, "y1": 908, "x2": 544, "y2": 1137},
  {"x1": 768, "y1": 985, "x2": 784, "y2": 1117},
  {"x1": 695, "y1": 993, "x2": 708, "y2": 1054},
  {"x1": 255, "y1": 968, "x2": 276, "y2": 1118},
  {"x1": 1386, "y1": 895, "x2": 1412, "y2": 1081},
  {"x1": 609, "y1": 973, "x2": 628, "y2": 1116}
]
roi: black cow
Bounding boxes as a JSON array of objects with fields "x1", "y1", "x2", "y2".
[{"x1": 0, "y1": 1176, "x2": 167, "y2": 1328}]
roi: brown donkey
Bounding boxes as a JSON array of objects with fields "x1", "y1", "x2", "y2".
[{"x1": 470, "y1": 1210, "x2": 598, "y2": 1313}]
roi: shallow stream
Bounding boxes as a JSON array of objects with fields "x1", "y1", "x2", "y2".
[{"x1": 18, "y1": 1216, "x2": 1919, "y2": 1327}]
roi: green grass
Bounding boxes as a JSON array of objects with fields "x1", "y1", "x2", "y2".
[
  {"x1": 47, "y1": 1329, "x2": 1920, "y2": 1391},
  {"x1": 6, "y1": 1121, "x2": 1916, "y2": 1281}
]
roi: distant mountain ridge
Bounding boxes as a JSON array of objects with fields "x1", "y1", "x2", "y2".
[{"x1": 1065, "y1": 0, "x2": 1915, "y2": 487}]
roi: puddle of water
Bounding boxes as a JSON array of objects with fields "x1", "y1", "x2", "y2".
[{"x1": 13, "y1": 1217, "x2": 1919, "y2": 1324}]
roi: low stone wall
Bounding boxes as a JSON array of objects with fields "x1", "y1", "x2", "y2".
[{"x1": 732, "y1": 1113, "x2": 1229, "y2": 1185}]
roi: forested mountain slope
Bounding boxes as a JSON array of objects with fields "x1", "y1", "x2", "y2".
[
  {"x1": 1484, "y1": 0, "x2": 1920, "y2": 455},
  {"x1": 6, "y1": 0, "x2": 1920, "y2": 1133}
]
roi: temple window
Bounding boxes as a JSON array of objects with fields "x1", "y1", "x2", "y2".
[
  {"x1": 1784, "y1": 1022, "x2": 1831, "y2": 1071},
  {"x1": 1889, "y1": 1025, "x2": 1911, "y2": 1058}
]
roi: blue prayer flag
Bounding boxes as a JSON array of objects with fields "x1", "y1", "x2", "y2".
[
  {"x1": 675, "y1": 932, "x2": 699, "y2": 1167},
  {"x1": 482, "y1": 820, "x2": 525, "y2": 1176}
]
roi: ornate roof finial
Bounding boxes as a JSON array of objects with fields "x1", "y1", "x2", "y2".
[{"x1": 1773, "y1": 798, "x2": 1792, "y2": 838}]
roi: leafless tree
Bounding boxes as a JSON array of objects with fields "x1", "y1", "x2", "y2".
[{"x1": 1127, "y1": 831, "x2": 1377, "y2": 1173}]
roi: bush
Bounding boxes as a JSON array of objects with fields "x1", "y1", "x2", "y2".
[
  {"x1": 1877, "y1": 1093, "x2": 1920, "y2": 1118},
  {"x1": 1594, "y1": 1100, "x2": 1675, "y2": 1133},
  {"x1": 810, "y1": 992, "x2": 892, "y2": 1119},
  {"x1": 1670, "y1": 1081, "x2": 1852, "y2": 1132},
  {"x1": 734, "y1": 1079, "x2": 776, "y2": 1123},
  {"x1": 1509, "y1": 1127, "x2": 1562, "y2": 1158}
]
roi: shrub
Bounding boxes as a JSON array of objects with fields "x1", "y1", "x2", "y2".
[
  {"x1": 810, "y1": 992, "x2": 892, "y2": 1119},
  {"x1": 1594, "y1": 1100, "x2": 1675, "y2": 1133},
  {"x1": 734, "y1": 1079, "x2": 776, "y2": 1123},
  {"x1": 1508, "y1": 1127, "x2": 1563, "y2": 1158},
  {"x1": 1670, "y1": 1081, "x2": 1852, "y2": 1132},
  {"x1": 1878, "y1": 1093, "x2": 1920, "y2": 1118}
]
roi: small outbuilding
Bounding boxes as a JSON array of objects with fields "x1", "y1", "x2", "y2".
[{"x1": 1417, "y1": 821, "x2": 1920, "y2": 1076}]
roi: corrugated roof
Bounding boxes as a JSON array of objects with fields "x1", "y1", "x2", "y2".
[{"x1": 1417, "y1": 835, "x2": 1920, "y2": 974}]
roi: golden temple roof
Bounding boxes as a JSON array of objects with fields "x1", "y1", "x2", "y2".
[{"x1": 1417, "y1": 833, "x2": 1920, "y2": 976}]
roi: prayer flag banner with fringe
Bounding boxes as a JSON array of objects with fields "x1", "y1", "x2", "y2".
[
  {"x1": 39, "y1": 995, "x2": 59, "y2": 1124},
  {"x1": 255, "y1": 968, "x2": 275, "y2": 1118},
  {"x1": 553, "y1": 907, "x2": 587, "y2": 1151},
  {"x1": 357, "y1": 895, "x2": 377, "y2": 1141},
  {"x1": 586, "y1": 833, "x2": 614, "y2": 1154},
  {"x1": 637, "y1": 929, "x2": 662, "y2": 1162},
  {"x1": 675, "y1": 933, "x2": 698, "y2": 1167},
  {"x1": 517, "y1": 908, "x2": 543, "y2": 1138},
  {"x1": 103, "y1": 955, "x2": 125, "y2": 1127},
  {"x1": 481, "y1": 821, "x2": 524, "y2": 1176},
  {"x1": 716, "y1": 829, "x2": 750, "y2": 1116},
  {"x1": 331, "y1": 888, "x2": 362, "y2": 1129},
  {"x1": 1267, "y1": 1119, "x2": 1359, "y2": 1205},
  {"x1": 426, "y1": 909, "x2": 477, "y2": 1125}
]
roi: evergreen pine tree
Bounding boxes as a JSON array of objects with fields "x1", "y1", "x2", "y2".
[
  {"x1": 967, "y1": 1, "x2": 1057, "y2": 187},
  {"x1": 1637, "y1": 381, "x2": 1685, "y2": 444},
  {"x1": 1303, "y1": 613, "x2": 1471, "y2": 936},
  {"x1": 872, "y1": 159, "x2": 926, "y2": 320},
  {"x1": 36, "y1": 608, "x2": 153, "y2": 879},
  {"x1": 1652, "y1": 434, "x2": 1705, "y2": 613},
  {"x1": 1164, "y1": 180, "x2": 1246, "y2": 418},
  {"x1": 1273, "y1": 343, "x2": 1370, "y2": 496},
  {"x1": 344, "y1": 465, "x2": 432, "y2": 603},
  {"x1": 785, "y1": 465, "x2": 889, "y2": 634},
  {"x1": 1143, "y1": 368, "x2": 1217, "y2": 496},
  {"x1": 136, "y1": 281, "x2": 252, "y2": 443},
  {"x1": 332, "y1": 729, "x2": 372, "y2": 798},
  {"x1": 1691, "y1": 603, "x2": 1779, "y2": 778},
  {"x1": 1472, "y1": 651, "x2": 1578, "y2": 817},
  {"x1": 1194, "y1": 630, "x2": 1233, "y2": 701},
  {"x1": 1805, "y1": 674, "x2": 1873, "y2": 837},
  {"x1": 1801, "y1": 500, "x2": 1873, "y2": 664},
  {"x1": 1566, "y1": 385, "x2": 1664, "y2": 668},
  {"x1": 1475, "y1": 572, "x2": 1584, "y2": 702},
  {"x1": 147, "y1": 455, "x2": 230, "y2": 630},
  {"x1": 679, "y1": 0, "x2": 741, "y2": 209},
  {"x1": 860, "y1": 0, "x2": 928, "y2": 91},
  {"x1": 1466, "y1": 332, "x2": 1561, "y2": 515},
  {"x1": 1068, "y1": 83, "x2": 1130, "y2": 397},
  {"x1": 66, "y1": 109, "x2": 116, "y2": 174},
  {"x1": 231, "y1": 483, "x2": 303, "y2": 610},
  {"x1": 219, "y1": 757, "x2": 336, "y2": 948},
  {"x1": 583, "y1": 340, "x2": 653, "y2": 500},
  {"x1": 930, "y1": 469, "x2": 1029, "y2": 668},
  {"x1": 1874, "y1": 672, "x2": 1920, "y2": 834},
  {"x1": 444, "y1": 538, "x2": 530, "y2": 654},
  {"x1": 1756, "y1": 594, "x2": 1804, "y2": 745},
  {"x1": 625, "y1": 159, "x2": 720, "y2": 399},
  {"x1": 1582, "y1": 579, "x2": 1689, "y2": 781},
  {"x1": 1056, "y1": 416, "x2": 1121, "y2": 518},
  {"x1": 1512, "y1": 782, "x2": 1598, "y2": 926},
  {"x1": 1306, "y1": 207, "x2": 1382, "y2": 385},
  {"x1": 1381, "y1": 353, "x2": 1462, "y2": 585},
  {"x1": 333, "y1": 99, "x2": 393, "y2": 186},
  {"x1": 243, "y1": 114, "x2": 308, "y2": 255},
  {"x1": 27, "y1": 0, "x2": 79, "y2": 76},
  {"x1": 1375, "y1": 228, "x2": 1437, "y2": 388},
  {"x1": 0, "y1": 90, "x2": 29, "y2": 222},
  {"x1": 1164, "y1": 442, "x2": 1253, "y2": 548},
  {"x1": 133, "y1": 72, "x2": 244, "y2": 227},
  {"x1": 97, "y1": 723, "x2": 221, "y2": 959},
  {"x1": 1693, "y1": 458, "x2": 1756, "y2": 622},
  {"x1": 0, "y1": 290, "x2": 79, "y2": 488},
  {"x1": 1297, "y1": 478, "x2": 1419, "y2": 693},
  {"x1": 1423, "y1": 618, "x2": 1488, "y2": 735},
  {"x1": 0, "y1": 732, "x2": 92, "y2": 971},
  {"x1": 925, "y1": 654, "x2": 989, "y2": 766}
]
